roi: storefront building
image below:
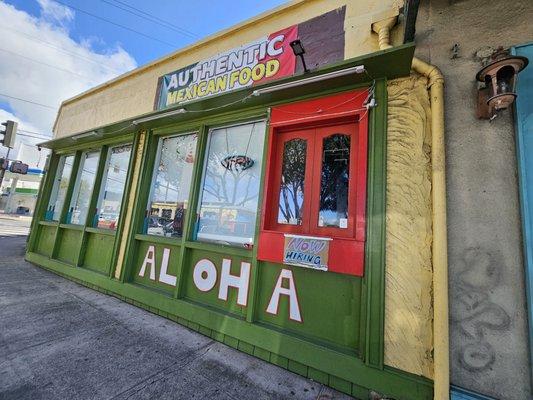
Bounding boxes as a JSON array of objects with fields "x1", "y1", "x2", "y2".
[{"x1": 25, "y1": 1, "x2": 532, "y2": 399}]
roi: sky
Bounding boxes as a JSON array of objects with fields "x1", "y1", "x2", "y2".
[{"x1": 0, "y1": 0, "x2": 288, "y2": 165}]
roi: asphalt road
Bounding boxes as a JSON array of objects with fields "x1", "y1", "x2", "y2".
[{"x1": 0, "y1": 235, "x2": 352, "y2": 400}]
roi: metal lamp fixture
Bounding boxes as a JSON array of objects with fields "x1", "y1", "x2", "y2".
[
  {"x1": 476, "y1": 50, "x2": 528, "y2": 119},
  {"x1": 290, "y1": 39, "x2": 309, "y2": 73}
]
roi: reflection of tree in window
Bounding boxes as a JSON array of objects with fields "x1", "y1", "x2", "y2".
[
  {"x1": 197, "y1": 121, "x2": 266, "y2": 246},
  {"x1": 278, "y1": 139, "x2": 306, "y2": 225},
  {"x1": 203, "y1": 129, "x2": 258, "y2": 212},
  {"x1": 319, "y1": 134, "x2": 350, "y2": 228}
]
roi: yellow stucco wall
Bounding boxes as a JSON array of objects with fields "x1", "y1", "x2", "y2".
[
  {"x1": 53, "y1": 0, "x2": 403, "y2": 138},
  {"x1": 53, "y1": 0, "x2": 435, "y2": 381},
  {"x1": 385, "y1": 75, "x2": 434, "y2": 378}
]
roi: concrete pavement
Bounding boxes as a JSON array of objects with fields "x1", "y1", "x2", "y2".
[{"x1": 0, "y1": 236, "x2": 352, "y2": 400}]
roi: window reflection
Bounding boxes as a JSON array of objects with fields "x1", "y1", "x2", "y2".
[
  {"x1": 277, "y1": 138, "x2": 307, "y2": 225},
  {"x1": 318, "y1": 134, "x2": 350, "y2": 228},
  {"x1": 46, "y1": 155, "x2": 74, "y2": 221},
  {"x1": 197, "y1": 121, "x2": 266, "y2": 246},
  {"x1": 68, "y1": 151, "x2": 100, "y2": 225},
  {"x1": 95, "y1": 144, "x2": 132, "y2": 229},
  {"x1": 145, "y1": 133, "x2": 197, "y2": 237}
]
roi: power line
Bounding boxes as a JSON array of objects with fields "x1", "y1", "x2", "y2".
[
  {"x1": 18, "y1": 131, "x2": 52, "y2": 140},
  {"x1": 0, "y1": 47, "x2": 89, "y2": 79},
  {"x1": 0, "y1": 26, "x2": 126, "y2": 75},
  {"x1": 19, "y1": 129, "x2": 52, "y2": 138},
  {"x1": 54, "y1": 0, "x2": 177, "y2": 48},
  {"x1": 0, "y1": 93, "x2": 58, "y2": 110},
  {"x1": 100, "y1": 0, "x2": 199, "y2": 39}
]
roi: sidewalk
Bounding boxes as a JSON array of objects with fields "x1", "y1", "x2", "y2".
[{"x1": 0, "y1": 236, "x2": 351, "y2": 400}]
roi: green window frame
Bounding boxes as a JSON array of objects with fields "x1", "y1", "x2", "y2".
[
  {"x1": 94, "y1": 143, "x2": 133, "y2": 230},
  {"x1": 67, "y1": 150, "x2": 101, "y2": 225},
  {"x1": 195, "y1": 120, "x2": 267, "y2": 247},
  {"x1": 45, "y1": 154, "x2": 75, "y2": 221},
  {"x1": 143, "y1": 131, "x2": 199, "y2": 238}
]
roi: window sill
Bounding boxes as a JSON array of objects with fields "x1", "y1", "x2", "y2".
[
  {"x1": 135, "y1": 233, "x2": 182, "y2": 247},
  {"x1": 38, "y1": 220, "x2": 59, "y2": 227},
  {"x1": 59, "y1": 223, "x2": 85, "y2": 231},
  {"x1": 85, "y1": 227, "x2": 116, "y2": 236}
]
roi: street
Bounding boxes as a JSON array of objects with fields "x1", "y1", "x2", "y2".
[{"x1": 0, "y1": 229, "x2": 350, "y2": 399}]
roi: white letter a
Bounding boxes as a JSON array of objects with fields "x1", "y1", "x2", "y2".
[
  {"x1": 139, "y1": 245, "x2": 156, "y2": 281},
  {"x1": 266, "y1": 269, "x2": 302, "y2": 322}
]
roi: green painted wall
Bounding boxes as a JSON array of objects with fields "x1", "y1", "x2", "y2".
[{"x1": 25, "y1": 50, "x2": 432, "y2": 399}]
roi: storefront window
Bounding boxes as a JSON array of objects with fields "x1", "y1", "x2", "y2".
[
  {"x1": 68, "y1": 150, "x2": 100, "y2": 225},
  {"x1": 145, "y1": 133, "x2": 197, "y2": 237},
  {"x1": 197, "y1": 121, "x2": 266, "y2": 247},
  {"x1": 318, "y1": 134, "x2": 350, "y2": 228},
  {"x1": 46, "y1": 155, "x2": 74, "y2": 221},
  {"x1": 278, "y1": 138, "x2": 307, "y2": 225},
  {"x1": 95, "y1": 144, "x2": 132, "y2": 229}
]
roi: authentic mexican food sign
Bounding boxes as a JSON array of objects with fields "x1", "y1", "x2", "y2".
[
  {"x1": 155, "y1": 25, "x2": 298, "y2": 109},
  {"x1": 154, "y1": 7, "x2": 346, "y2": 110}
]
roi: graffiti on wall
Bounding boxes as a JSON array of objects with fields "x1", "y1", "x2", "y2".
[{"x1": 453, "y1": 248, "x2": 511, "y2": 372}]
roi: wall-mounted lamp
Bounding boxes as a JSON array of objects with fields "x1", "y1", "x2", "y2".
[
  {"x1": 290, "y1": 39, "x2": 309, "y2": 73},
  {"x1": 476, "y1": 50, "x2": 528, "y2": 119}
]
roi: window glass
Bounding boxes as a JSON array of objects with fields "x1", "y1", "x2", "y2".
[
  {"x1": 46, "y1": 155, "x2": 74, "y2": 221},
  {"x1": 95, "y1": 144, "x2": 132, "y2": 229},
  {"x1": 145, "y1": 133, "x2": 197, "y2": 237},
  {"x1": 68, "y1": 151, "x2": 100, "y2": 225},
  {"x1": 197, "y1": 121, "x2": 266, "y2": 246},
  {"x1": 277, "y1": 138, "x2": 307, "y2": 225},
  {"x1": 318, "y1": 134, "x2": 350, "y2": 228}
]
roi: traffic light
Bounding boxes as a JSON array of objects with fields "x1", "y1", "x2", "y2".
[
  {"x1": 9, "y1": 161, "x2": 28, "y2": 175},
  {"x1": 1, "y1": 120, "x2": 18, "y2": 148}
]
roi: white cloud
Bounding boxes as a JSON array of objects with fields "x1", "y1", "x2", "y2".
[
  {"x1": 37, "y1": 0, "x2": 74, "y2": 25},
  {"x1": 0, "y1": 0, "x2": 137, "y2": 139}
]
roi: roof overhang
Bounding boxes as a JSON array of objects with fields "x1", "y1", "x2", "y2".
[{"x1": 40, "y1": 42, "x2": 415, "y2": 150}]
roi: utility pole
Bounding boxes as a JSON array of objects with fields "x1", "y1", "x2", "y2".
[{"x1": 0, "y1": 148, "x2": 11, "y2": 188}]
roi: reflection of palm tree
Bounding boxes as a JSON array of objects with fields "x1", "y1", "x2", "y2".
[
  {"x1": 279, "y1": 139, "x2": 306, "y2": 223},
  {"x1": 320, "y1": 134, "x2": 349, "y2": 216}
]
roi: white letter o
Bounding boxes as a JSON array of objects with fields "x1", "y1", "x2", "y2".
[{"x1": 193, "y1": 259, "x2": 217, "y2": 292}]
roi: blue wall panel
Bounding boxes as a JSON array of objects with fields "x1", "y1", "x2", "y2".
[{"x1": 513, "y1": 42, "x2": 533, "y2": 381}]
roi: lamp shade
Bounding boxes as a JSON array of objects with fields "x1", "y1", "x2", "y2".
[{"x1": 476, "y1": 55, "x2": 528, "y2": 111}]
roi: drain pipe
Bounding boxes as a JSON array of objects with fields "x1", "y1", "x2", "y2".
[{"x1": 372, "y1": 17, "x2": 449, "y2": 400}]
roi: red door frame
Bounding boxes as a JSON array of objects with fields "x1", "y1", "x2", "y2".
[{"x1": 258, "y1": 89, "x2": 369, "y2": 277}]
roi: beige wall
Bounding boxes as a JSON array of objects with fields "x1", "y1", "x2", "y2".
[
  {"x1": 53, "y1": 0, "x2": 404, "y2": 138},
  {"x1": 417, "y1": 0, "x2": 532, "y2": 397}
]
